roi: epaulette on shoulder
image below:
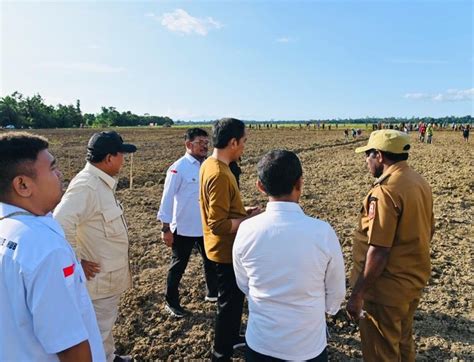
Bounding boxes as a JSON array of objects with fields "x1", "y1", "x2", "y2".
[
  {"x1": 70, "y1": 174, "x2": 99, "y2": 190},
  {"x1": 373, "y1": 173, "x2": 391, "y2": 187}
]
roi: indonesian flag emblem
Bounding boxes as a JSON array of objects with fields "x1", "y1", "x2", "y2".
[{"x1": 63, "y1": 264, "x2": 75, "y2": 278}]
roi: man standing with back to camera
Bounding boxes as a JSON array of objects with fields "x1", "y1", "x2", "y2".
[
  {"x1": 199, "y1": 118, "x2": 261, "y2": 361},
  {"x1": 347, "y1": 129, "x2": 434, "y2": 362},
  {"x1": 233, "y1": 149, "x2": 346, "y2": 361},
  {"x1": 54, "y1": 131, "x2": 137, "y2": 362},
  {"x1": 157, "y1": 128, "x2": 218, "y2": 318}
]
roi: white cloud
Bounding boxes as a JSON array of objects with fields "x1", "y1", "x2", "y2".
[
  {"x1": 36, "y1": 62, "x2": 125, "y2": 73},
  {"x1": 276, "y1": 36, "x2": 292, "y2": 43},
  {"x1": 404, "y1": 93, "x2": 431, "y2": 100},
  {"x1": 404, "y1": 88, "x2": 474, "y2": 102},
  {"x1": 148, "y1": 9, "x2": 222, "y2": 36}
]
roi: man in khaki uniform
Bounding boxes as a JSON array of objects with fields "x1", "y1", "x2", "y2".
[
  {"x1": 347, "y1": 130, "x2": 434, "y2": 362},
  {"x1": 54, "y1": 131, "x2": 137, "y2": 362}
]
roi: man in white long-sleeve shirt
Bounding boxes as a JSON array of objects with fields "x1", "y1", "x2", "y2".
[
  {"x1": 233, "y1": 150, "x2": 346, "y2": 361},
  {"x1": 157, "y1": 128, "x2": 217, "y2": 318}
]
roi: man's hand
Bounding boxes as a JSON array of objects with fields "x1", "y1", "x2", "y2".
[
  {"x1": 162, "y1": 231, "x2": 174, "y2": 247},
  {"x1": 81, "y1": 259, "x2": 101, "y2": 281},
  {"x1": 245, "y1": 206, "x2": 263, "y2": 217},
  {"x1": 347, "y1": 292, "x2": 364, "y2": 321}
]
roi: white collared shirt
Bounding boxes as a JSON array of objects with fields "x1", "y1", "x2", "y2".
[
  {"x1": 157, "y1": 153, "x2": 203, "y2": 237},
  {"x1": 233, "y1": 201, "x2": 346, "y2": 360},
  {"x1": 0, "y1": 203, "x2": 105, "y2": 361}
]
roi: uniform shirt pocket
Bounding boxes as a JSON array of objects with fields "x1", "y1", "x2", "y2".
[
  {"x1": 101, "y1": 206, "x2": 126, "y2": 237},
  {"x1": 96, "y1": 267, "x2": 129, "y2": 295},
  {"x1": 182, "y1": 176, "x2": 199, "y2": 198}
]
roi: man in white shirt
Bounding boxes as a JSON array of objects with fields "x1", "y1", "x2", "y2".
[
  {"x1": 158, "y1": 128, "x2": 218, "y2": 318},
  {"x1": 54, "y1": 131, "x2": 136, "y2": 362},
  {"x1": 233, "y1": 150, "x2": 346, "y2": 361},
  {"x1": 0, "y1": 132, "x2": 105, "y2": 361}
]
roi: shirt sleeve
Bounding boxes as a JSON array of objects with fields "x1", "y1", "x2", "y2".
[
  {"x1": 205, "y1": 174, "x2": 233, "y2": 235},
  {"x1": 324, "y1": 226, "x2": 346, "y2": 315},
  {"x1": 367, "y1": 186, "x2": 399, "y2": 247},
  {"x1": 157, "y1": 166, "x2": 182, "y2": 223},
  {"x1": 53, "y1": 185, "x2": 97, "y2": 258},
  {"x1": 233, "y1": 228, "x2": 249, "y2": 295},
  {"x1": 26, "y1": 249, "x2": 90, "y2": 354}
]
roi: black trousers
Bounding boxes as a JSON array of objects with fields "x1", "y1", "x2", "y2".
[
  {"x1": 165, "y1": 233, "x2": 218, "y2": 306},
  {"x1": 246, "y1": 346, "x2": 328, "y2": 362},
  {"x1": 213, "y1": 262, "x2": 245, "y2": 359}
]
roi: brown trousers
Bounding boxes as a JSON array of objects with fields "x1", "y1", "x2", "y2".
[{"x1": 359, "y1": 298, "x2": 420, "y2": 362}]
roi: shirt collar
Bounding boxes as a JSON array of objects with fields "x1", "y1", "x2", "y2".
[
  {"x1": 184, "y1": 152, "x2": 202, "y2": 165},
  {"x1": 85, "y1": 162, "x2": 117, "y2": 190},
  {"x1": 0, "y1": 202, "x2": 24, "y2": 218},
  {"x1": 373, "y1": 160, "x2": 409, "y2": 186},
  {"x1": 265, "y1": 201, "x2": 304, "y2": 214},
  {"x1": 0, "y1": 202, "x2": 65, "y2": 237}
]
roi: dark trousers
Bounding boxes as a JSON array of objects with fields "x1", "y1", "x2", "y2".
[
  {"x1": 165, "y1": 233, "x2": 217, "y2": 306},
  {"x1": 246, "y1": 346, "x2": 328, "y2": 362},
  {"x1": 212, "y1": 262, "x2": 245, "y2": 359}
]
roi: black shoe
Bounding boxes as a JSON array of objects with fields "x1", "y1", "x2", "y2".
[
  {"x1": 232, "y1": 335, "x2": 246, "y2": 350},
  {"x1": 210, "y1": 347, "x2": 232, "y2": 361},
  {"x1": 165, "y1": 302, "x2": 188, "y2": 318}
]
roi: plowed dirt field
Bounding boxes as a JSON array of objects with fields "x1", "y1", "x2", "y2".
[{"x1": 36, "y1": 127, "x2": 473, "y2": 361}]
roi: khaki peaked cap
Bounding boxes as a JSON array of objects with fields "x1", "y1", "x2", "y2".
[{"x1": 355, "y1": 130, "x2": 411, "y2": 154}]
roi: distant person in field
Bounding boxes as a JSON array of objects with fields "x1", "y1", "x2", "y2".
[
  {"x1": 348, "y1": 130, "x2": 434, "y2": 362},
  {"x1": 418, "y1": 122, "x2": 426, "y2": 142},
  {"x1": 199, "y1": 118, "x2": 262, "y2": 361},
  {"x1": 157, "y1": 128, "x2": 218, "y2": 318},
  {"x1": 233, "y1": 150, "x2": 345, "y2": 362},
  {"x1": 54, "y1": 131, "x2": 137, "y2": 362},
  {"x1": 0, "y1": 133, "x2": 104, "y2": 361},
  {"x1": 344, "y1": 129, "x2": 349, "y2": 141},
  {"x1": 462, "y1": 125, "x2": 469, "y2": 142},
  {"x1": 426, "y1": 123, "x2": 434, "y2": 144}
]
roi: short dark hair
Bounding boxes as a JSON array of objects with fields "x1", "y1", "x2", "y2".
[
  {"x1": 365, "y1": 149, "x2": 409, "y2": 162},
  {"x1": 0, "y1": 132, "x2": 49, "y2": 199},
  {"x1": 380, "y1": 150, "x2": 409, "y2": 162},
  {"x1": 212, "y1": 118, "x2": 246, "y2": 149},
  {"x1": 86, "y1": 152, "x2": 117, "y2": 163},
  {"x1": 257, "y1": 150, "x2": 303, "y2": 197},
  {"x1": 185, "y1": 128, "x2": 208, "y2": 141}
]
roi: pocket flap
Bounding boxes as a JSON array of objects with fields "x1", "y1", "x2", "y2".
[{"x1": 102, "y1": 206, "x2": 123, "y2": 223}]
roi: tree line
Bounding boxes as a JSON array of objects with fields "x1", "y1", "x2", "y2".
[
  {"x1": 0, "y1": 92, "x2": 174, "y2": 129},
  {"x1": 0, "y1": 91, "x2": 471, "y2": 129}
]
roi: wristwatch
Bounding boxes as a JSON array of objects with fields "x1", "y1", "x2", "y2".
[{"x1": 161, "y1": 225, "x2": 171, "y2": 233}]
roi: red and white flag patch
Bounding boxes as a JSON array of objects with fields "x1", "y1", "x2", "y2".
[{"x1": 63, "y1": 264, "x2": 75, "y2": 278}]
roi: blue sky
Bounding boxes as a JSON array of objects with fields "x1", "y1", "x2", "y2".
[{"x1": 1, "y1": 0, "x2": 472, "y2": 120}]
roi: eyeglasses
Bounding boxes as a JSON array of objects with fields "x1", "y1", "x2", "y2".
[{"x1": 191, "y1": 140, "x2": 210, "y2": 146}]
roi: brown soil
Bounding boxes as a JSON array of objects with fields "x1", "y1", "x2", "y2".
[{"x1": 38, "y1": 127, "x2": 473, "y2": 361}]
